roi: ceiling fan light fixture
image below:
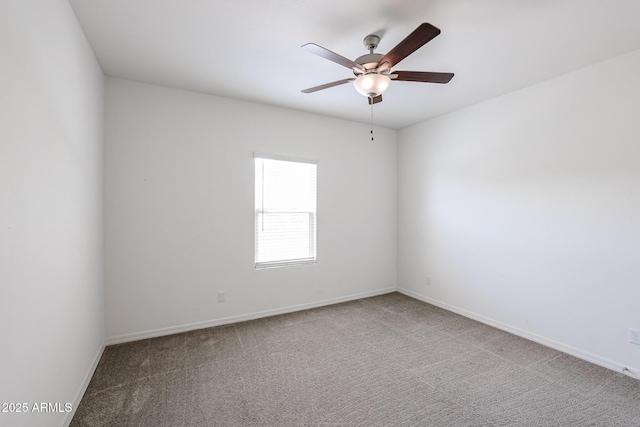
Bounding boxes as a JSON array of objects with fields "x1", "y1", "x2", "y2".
[
  {"x1": 353, "y1": 73, "x2": 390, "y2": 98},
  {"x1": 301, "y1": 23, "x2": 454, "y2": 104}
]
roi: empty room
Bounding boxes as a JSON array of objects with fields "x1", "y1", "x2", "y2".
[{"x1": 2, "y1": 0, "x2": 640, "y2": 426}]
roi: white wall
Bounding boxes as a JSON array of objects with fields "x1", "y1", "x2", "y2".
[
  {"x1": 0, "y1": 1, "x2": 105, "y2": 426},
  {"x1": 105, "y1": 78, "x2": 397, "y2": 341},
  {"x1": 398, "y1": 49, "x2": 640, "y2": 374}
]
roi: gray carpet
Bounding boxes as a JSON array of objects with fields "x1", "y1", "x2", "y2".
[{"x1": 71, "y1": 292, "x2": 640, "y2": 426}]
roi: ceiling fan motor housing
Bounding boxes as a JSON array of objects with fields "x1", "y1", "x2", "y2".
[
  {"x1": 354, "y1": 53, "x2": 385, "y2": 74},
  {"x1": 354, "y1": 37, "x2": 388, "y2": 96}
]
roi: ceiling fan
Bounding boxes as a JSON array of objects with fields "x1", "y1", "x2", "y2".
[{"x1": 301, "y1": 23, "x2": 454, "y2": 104}]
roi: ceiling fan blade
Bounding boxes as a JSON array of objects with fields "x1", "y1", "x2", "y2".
[
  {"x1": 368, "y1": 95, "x2": 383, "y2": 105},
  {"x1": 393, "y1": 71, "x2": 454, "y2": 84},
  {"x1": 377, "y1": 23, "x2": 441, "y2": 71},
  {"x1": 301, "y1": 78, "x2": 355, "y2": 94},
  {"x1": 302, "y1": 43, "x2": 364, "y2": 71}
]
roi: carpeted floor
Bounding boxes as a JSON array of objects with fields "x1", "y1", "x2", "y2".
[{"x1": 71, "y1": 292, "x2": 640, "y2": 426}]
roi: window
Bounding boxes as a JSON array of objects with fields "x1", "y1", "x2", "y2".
[{"x1": 254, "y1": 153, "x2": 317, "y2": 269}]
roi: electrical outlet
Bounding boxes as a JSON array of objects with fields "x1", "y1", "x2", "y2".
[
  {"x1": 630, "y1": 328, "x2": 640, "y2": 346},
  {"x1": 426, "y1": 275, "x2": 431, "y2": 285},
  {"x1": 218, "y1": 291, "x2": 226, "y2": 303}
]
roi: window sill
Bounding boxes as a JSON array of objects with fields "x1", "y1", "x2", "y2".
[{"x1": 255, "y1": 259, "x2": 316, "y2": 270}]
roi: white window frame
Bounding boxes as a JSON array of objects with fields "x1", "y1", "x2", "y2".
[{"x1": 254, "y1": 152, "x2": 317, "y2": 269}]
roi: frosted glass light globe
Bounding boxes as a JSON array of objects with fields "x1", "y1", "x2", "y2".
[{"x1": 353, "y1": 74, "x2": 390, "y2": 97}]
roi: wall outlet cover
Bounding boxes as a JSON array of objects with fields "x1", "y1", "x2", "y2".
[{"x1": 629, "y1": 328, "x2": 640, "y2": 346}]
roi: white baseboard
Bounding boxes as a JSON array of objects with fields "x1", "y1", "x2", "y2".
[
  {"x1": 61, "y1": 341, "x2": 106, "y2": 427},
  {"x1": 397, "y1": 287, "x2": 640, "y2": 380},
  {"x1": 105, "y1": 287, "x2": 397, "y2": 345}
]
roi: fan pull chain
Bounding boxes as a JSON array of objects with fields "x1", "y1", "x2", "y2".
[{"x1": 370, "y1": 103, "x2": 374, "y2": 141}]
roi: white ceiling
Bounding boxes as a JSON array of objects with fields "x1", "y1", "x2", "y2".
[{"x1": 69, "y1": 0, "x2": 640, "y2": 129}]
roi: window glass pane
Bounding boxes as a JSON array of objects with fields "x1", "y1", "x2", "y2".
[{"x1": 255, "y1": 156, "x2": 316, "y2": 268}]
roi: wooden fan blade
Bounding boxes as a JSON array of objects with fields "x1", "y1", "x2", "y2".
[
  {"x1": 301, "y1": 78, "x2": 355, "y2": 94},
  {"x1": 377, "y1": 23, "x2": 441, "y2": 70},
  {"x1": 368, "y1": 95, "x2": 383, "y2": 105},
  {"x1": 393, "y1": 71, "x2": 454, "y2": 84},
  {"x1": 302, "y1": 43, "x2": 364, "y2": 71}
]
